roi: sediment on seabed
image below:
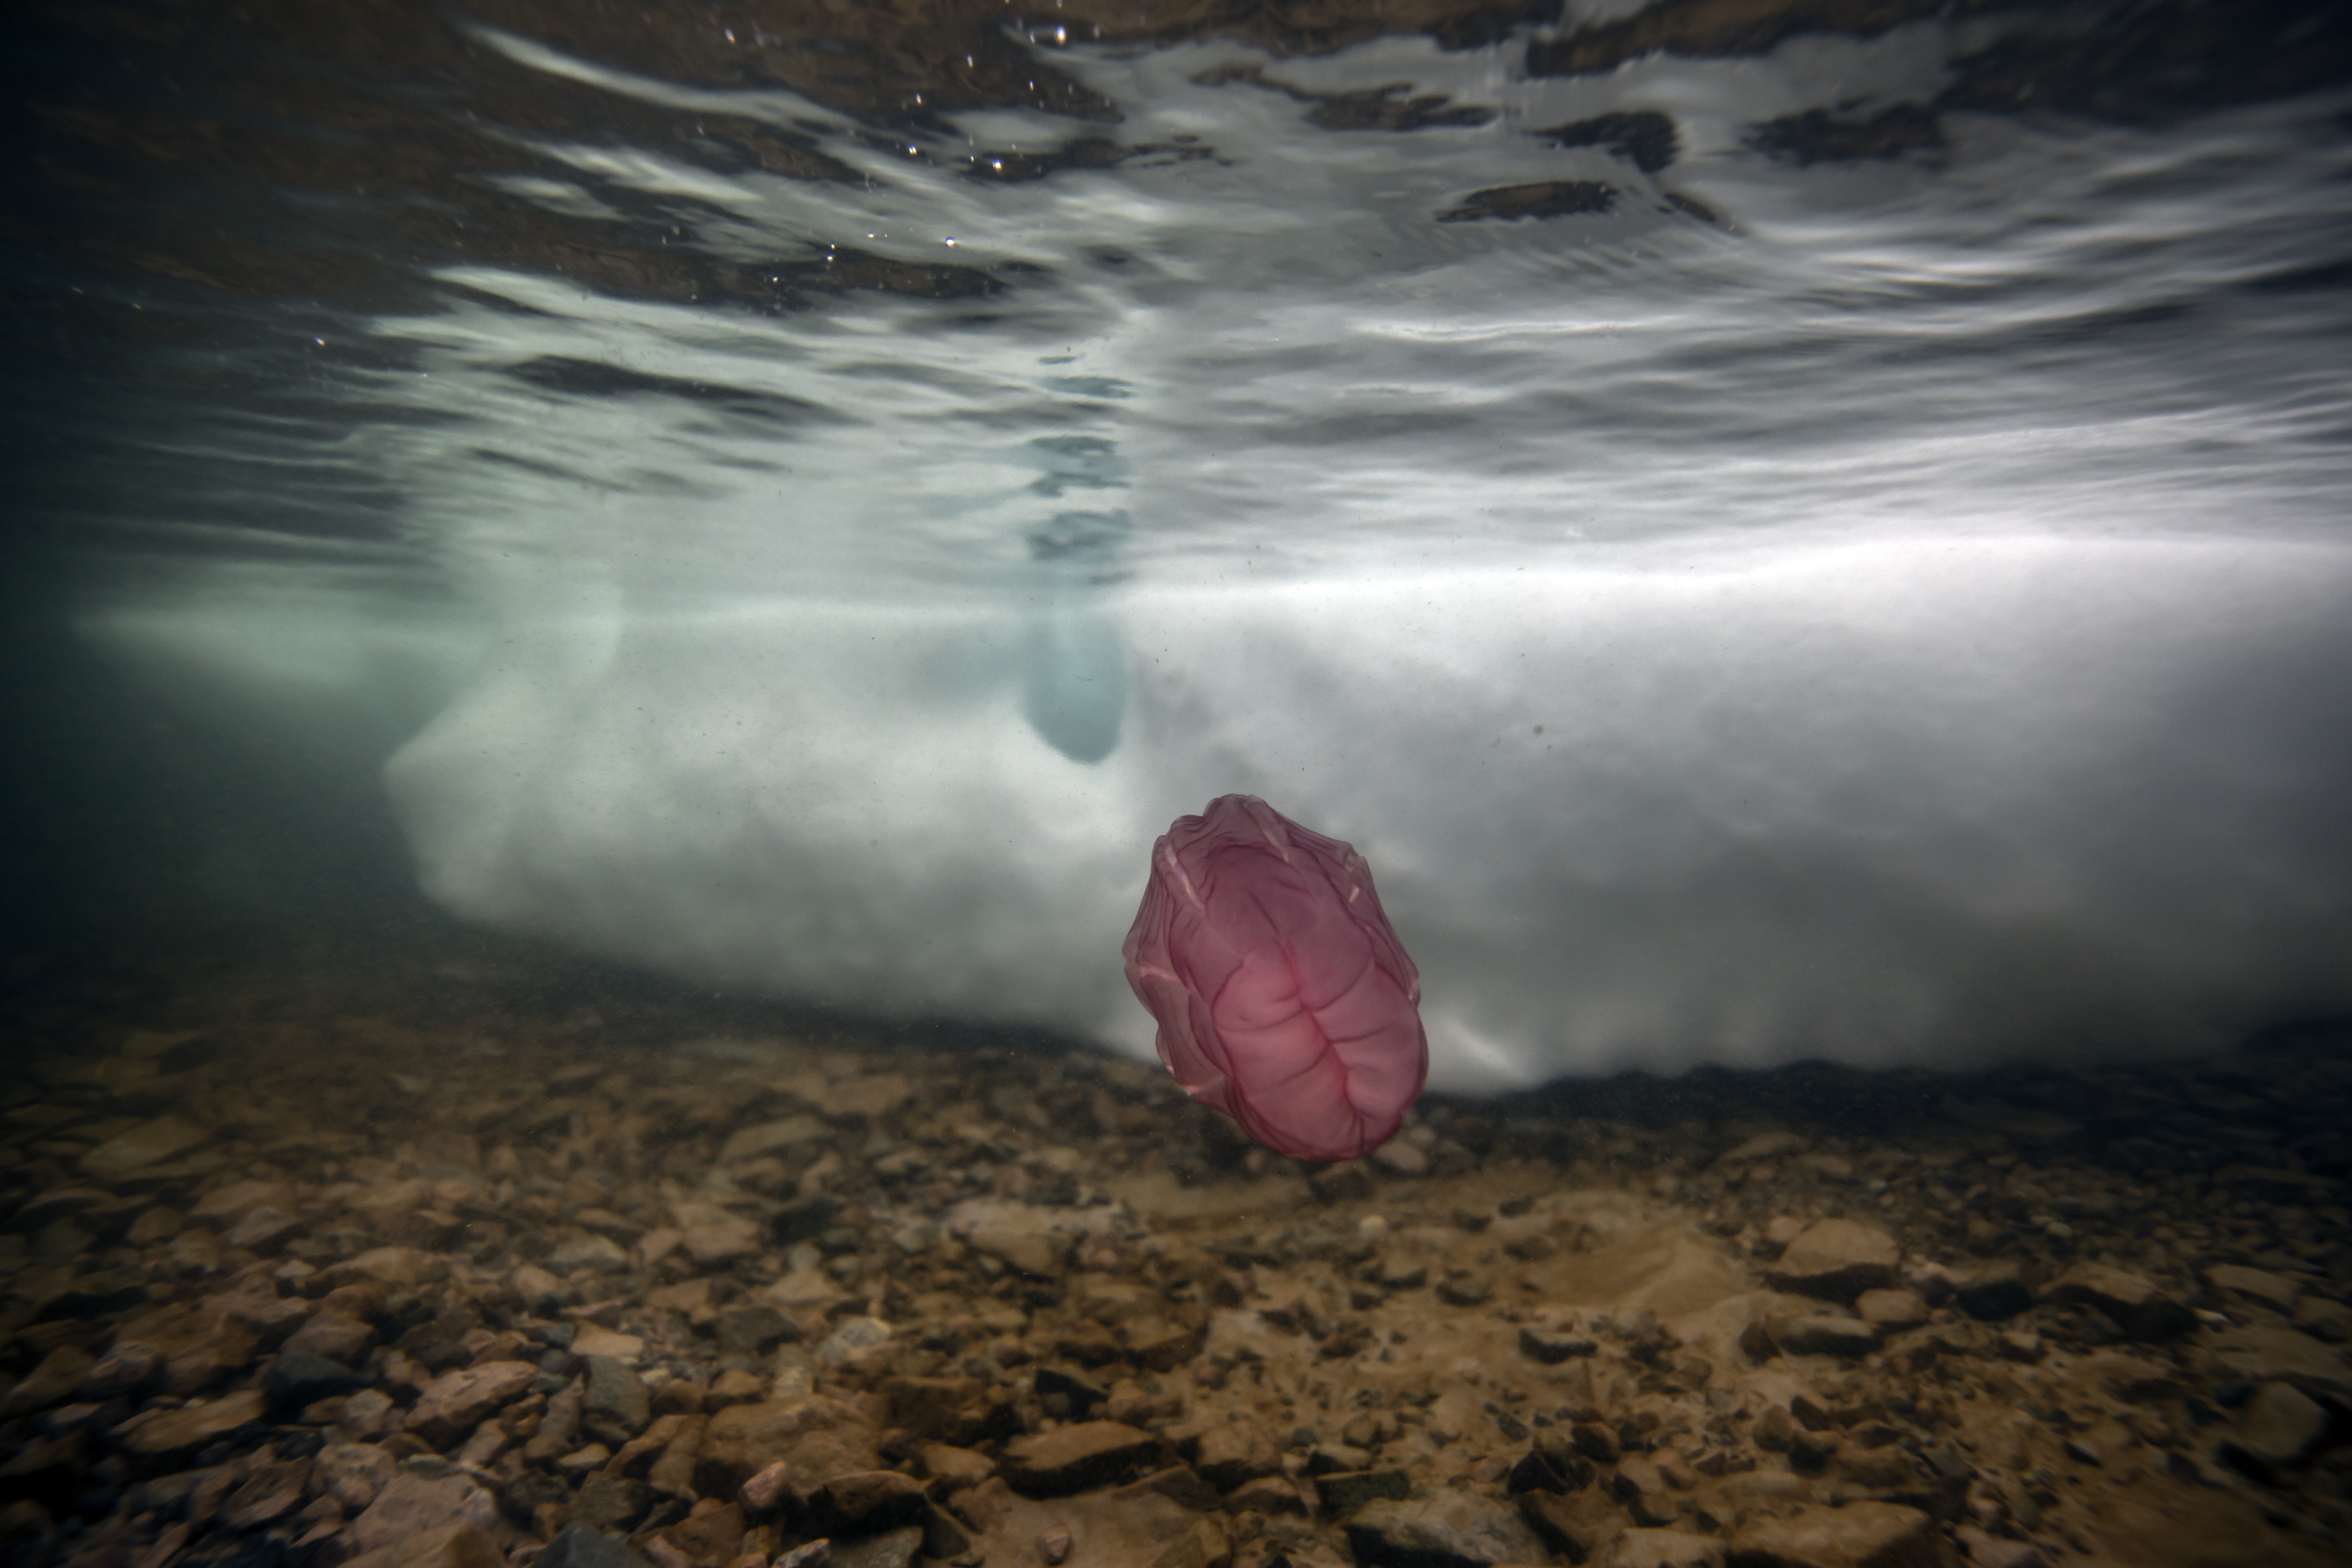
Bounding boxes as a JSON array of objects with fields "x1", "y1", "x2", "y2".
[{"x1": 0, "y1": 950, "x2": 2346, "y2": 1568}]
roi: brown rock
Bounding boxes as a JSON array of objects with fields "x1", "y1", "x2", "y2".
[
  {"x1": 1123, "y1": 1318, "x2": 1204, "y2": 1372},
  {"x1": 1194, "y1": 1420, "x2": 1280, "y2": 1491},
  {"x1": 647, "y1": 1414, "x2": 708, "y2": 1498},
  {"x1": 224, "y1": 1207, "x2": 303, "y2": 1253},
  {"x1": 822, "y1": 1072, "x2": 913, "y2": 1120},
  {"x1": 1519, "y1": 1488, "x2": 1620, "y2": 1562},
  {"x1": 338, "y1": 1525, "x2": 505, "y2": 1568},
  {"x1": 1770, "y1": 1220, "x2": 1900, "y2": 1301},
  {"x1": 0, "y1": 1346, "x2": 94, "y2": 1418},
  {"x1": 1855, "y1": 1290, "x2": 1930, "y2": 1328},
  {"x1": 1769, "y1": 1315, "x2": 1881, "y2": 1359},
  {"x1": 694, "y1": 1395, "x2": 882, "y2": 1501},
  {"x1": 122, "y1": 1388, "x2": 266, "y2": 1457},
  {"x1": 218, "y1": 1457, "x2": 311, "y2": 1528},
  {"x1": 349, "y1": 1473, "x2": 499, "y2": 1554},
  {"x1": 81, "y1": 1115, "x2": 209, "y2": 1182},
  {"x1": 2042, "y1": 1262, "x2": 2194, "y2": 1341},
  {"x1": 318, "y1": 1247, "x2": 447, "y2": 1290},
  {"x1": 282, "y1": 1311, "x2": 376, "y2": 1365},
  {"x1": 683, "y1": 1216, "x2": 763, "y2": 1268},
  {"x1": 883, "y1": 1375, "x2": 989, "y2": 1444},
  {"x1": 316, "y1": 1443, "x2": 398, "y2": 1510},
  {"x1": 811, "y1": 1468, "x2": 928, "y2": 1533},
  {"x1": 1728, "y1": 1500, "x2": 1954, "y2": 1568},
  {"x1": 920, "y1": 1442, "x2": 997, "y2": 1492},
  {"x1": 110, "y1": 1306, "x2": 260, "y2": 1397},
  {"x1": 1152, "y1": 1516, "x2": 1232, "y2": 1568},
  {"x1": 407, "y1": 1360, "x2": 538, "y2": 1447},
  {"x1": 1612, "y1": 1529, "x2": 1728, "y2": 1568},
  {"x1": 1001, "y1": 1421, "x2": 1165, "y2": 1497},
  {"x1": 2202, "y1": 1325, "x2": 2351, "y2": 1395},
  {"x1": 189, "y1": 1180, "x2": 296, "y2": 1227},
  {"x1": 2204, "y1": 1264, "x2": 2302, "y2": 1312},
  {"x1": 1226, "y1": 1475, "x2": 1307, "y2": 1515},
  {"x1": 1345, "y1": 1491, "x2": 1545, "y2": 1568}
]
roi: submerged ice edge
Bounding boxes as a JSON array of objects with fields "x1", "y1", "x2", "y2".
[{"x1": 198, "y1": 535, "x2": 2338, "y2": 1094}]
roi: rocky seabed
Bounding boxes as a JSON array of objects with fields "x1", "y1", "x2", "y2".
[{"x1": 2, "y1": 967, "x2": 2347, "y2": 1568}]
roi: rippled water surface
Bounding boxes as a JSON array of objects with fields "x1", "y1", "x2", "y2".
[{"x1": 7, "y1": 1, "x2": 2352, "y2": 1083}]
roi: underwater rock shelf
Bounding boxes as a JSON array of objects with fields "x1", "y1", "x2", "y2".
[{"x1": 0, "y1": 959, "x2": 2347, "y2": 1568}]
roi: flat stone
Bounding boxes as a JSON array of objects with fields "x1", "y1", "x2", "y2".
[
  {"x1": 682, "y1": 1216, "x2": 762, "y2": 1267},
  {"x1": 535, "y1": 1522, "x2": 658, "y2": 1568},
  {"x1": 1345, "y1": 1489, "x2": 1547, "y2": 1568},
  {"x1": 694, "y1": 1395, "x2": 881, "y2": 1500},
  {"x1": 1611, "y1": 1528, "x2": 1728, "y2": 1568},
  {"x1": 218, "y1": 1456, "x2": 311, "y2": 1528},
  {"x1": 1954, "y1": 1262, "x2": 2034, "y2": 1322},
  {"x1": 548, "y1": 1233, "x2": 630, "y2": 1272},
  {"x1": 316, "y1": 1442, "x2": 398, "y2": 1510},
  {"x1": 1720, "y1": 1133, "x2": 1806, "y2": 1163},
  {"x1": 264, "y1": 1350, "x2": 367, "y2": 1411},
  {"x1": 582, "y1": 1355, "x2": 651, "y2": 1446},
  {"x1": 1226, "y1": 1474, "x2": 1307, "y2": 1514},
  {"x1": 1315, "y1": 1469, "x2": 1413, "y2": 1516},
  {"x1": 809, "y1": 1468, "x2": 928, "y2": 1533},
  {"x1": 318, "y1": 1246, "x2": 447, "y2": 1289},
  {"x1": 965, "y1": 1224, "x2": 1064, "y2": 1278},
  {"x1": 1769, "y1": 1315, "x2": 1881, "y2": 1358},
  {"x1": 1855, "y1": 1290, "x2": 1930, "y2": 1328},
  {"x1": 822, "y1": 1073, "x2": 913, "y2": 1120},
  {"x1": 349, "y1": 1472, "x2": 499, "y2": 1553},
  {"x1": 1001, "y1": 1420, "x2": 1164, "y2": 1497},
  {"x1": 2205, "y1": 1264, "x2": 2303, "y2": 1311},
  {"x1": 77, "y1": 1342, "x2": 161, "y2": 1400},
  {"x1": 1194, "y1": 1420, "x2": 1280, "y2": 1490},
  {"x1": 1520, "y1": 1489, "x2": 1624, "y2": 1563},
  {"x1": 189, "y1": 1180, "x2": 298, "y2": 1226},
  {"x1": 81, "y1": 1115, "x2": 209, "y2": 1182},
  {"x1": 2219, "y1": 1381, "x2": 2331, "y2": 1479},
  {"x1": 717, "y1": 1116, "x2": 828, "y2": 1165},
  {"x1": 283, "y1": 1310, "x2": 375, "y2": 1364},
  {"x1": 1149, "y1": 1517, "x2": 1231, "y2": 1568},
  {"x1": 225, "y1": 1206, "x2": 303, "y2": 1252},
  {"x1": 1727, "y1": 1500, "x2": 1954, "y2": 1568},
  {"x1": 571, "y1": 1323, "x2": 645, "y2": 1361},
  {"x1": 1770, "y1": 1220, "x2": 1900, "y2": 1301},
  {"x1": 574, "y1": 1470, "x2": 653, "y2": 1532},
  {"x1": 339, "y1": 1524, "x2": 506, "y2": 1568},
  {"x1": 122, "y1": 1387, "x2": 265, "y2": 1456},
  {"x1": 2041, "y1": 1262, "x2": 2194, "y2": 1341},
  {"x1": 2203, "y1": 1325, "x2": 2350, "y2": 1395},
  {"x1": 407, "y1": 1359, "x2": 537, "y2": 1447},
  {"x1": 716, "y1": 1304, "x2": 798, "y2": 1359},
  {"x1": 0, "y1": 1346, "x2": 94, "y2": 1418}
]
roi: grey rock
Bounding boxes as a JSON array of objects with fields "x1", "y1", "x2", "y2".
[
  {"x1": 1345, "y1": 1489, "x2": 1547, "y2": 1568},
  {"x1": 832, "y1": 1528, "x2": 924, "y2": 1568},
  {"x1": 537, "y1": 1521, "x2": 656, "y2": 1568},
  {"x1": 1313, "y1": 1468, "x2": 1412, "y2": 1516},
  {"x1": 581, "y1": 1356, "x2": 651, "y2": 1447},
  {"x1": 263, "y1": 1351, "x2": 364, "y2": 1412}
]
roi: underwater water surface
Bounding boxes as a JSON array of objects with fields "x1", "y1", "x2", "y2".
[{"x1": 3, "y1": 4, "x2": 2351, "y2": 1565}]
